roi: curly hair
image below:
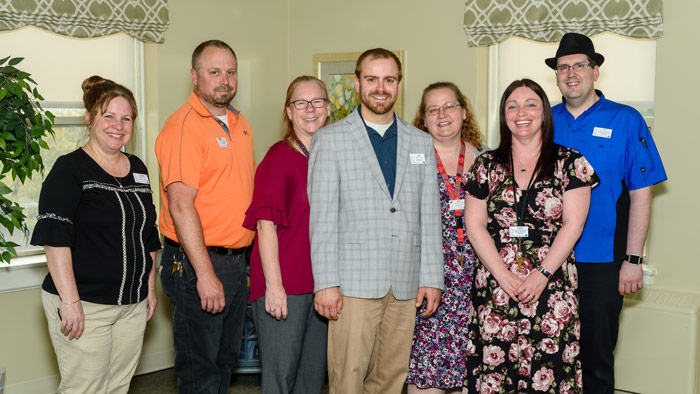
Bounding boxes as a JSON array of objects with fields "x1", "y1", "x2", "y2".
[{"x1": 412, "y1": 81, "x2": 483, "y2": 148}]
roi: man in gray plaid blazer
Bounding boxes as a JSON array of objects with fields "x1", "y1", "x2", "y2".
[{"x1": 308, "y1": 48, "x2": 444, "y2": 394}]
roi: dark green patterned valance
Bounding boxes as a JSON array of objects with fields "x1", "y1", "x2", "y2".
[
  {"x1": 463, "y1": 0, "x2": 663, "y2": 46},
  {"x1": 0, "y1": 0, "x2": 169, "y2": 43}
]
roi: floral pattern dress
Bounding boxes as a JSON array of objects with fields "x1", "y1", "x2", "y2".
[
  {"x1": 463, "y1": 146, "x2": 598, "y2": 394},
  {"x1": 406, "y1": 172, "x2": 477, "y2": 389}
]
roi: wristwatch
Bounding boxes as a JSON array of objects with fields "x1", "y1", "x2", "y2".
[
  {"x1": 538, "y1": 266, "x2": 552, "y2": 279},
  {"x1": 626, "y1": 254, "x2": 644, "y2": 265}
]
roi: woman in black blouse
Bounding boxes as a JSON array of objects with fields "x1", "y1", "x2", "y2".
[{"x1": 31, "y1": 76, "x2": 160, "y2": 394}]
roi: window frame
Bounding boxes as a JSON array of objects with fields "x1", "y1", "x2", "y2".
[{"x1": 0, "y1": 40, "x2": 146, "y2": 293}]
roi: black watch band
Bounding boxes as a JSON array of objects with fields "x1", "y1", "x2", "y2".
[
  {"x1": 538, "y1": 266, "x2": 553, "y2": 279},
  {"x1": 626, "y1": 254, "x2": 643, "y2": 265}
]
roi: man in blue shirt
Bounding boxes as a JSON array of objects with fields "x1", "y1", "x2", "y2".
[
  {"x1": 547, "y1": 33, "x2": 666, "y2": 394},
  {"x1": 308, "y1": 48, "x2": 444, "y2": 394}
]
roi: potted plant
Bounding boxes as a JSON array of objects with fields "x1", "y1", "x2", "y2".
[{"x1": 0, "y1": 56, "x2": 54, "y2": 264}]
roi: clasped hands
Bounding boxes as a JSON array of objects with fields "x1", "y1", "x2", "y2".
[{"x1": 497, "y1": 269, "x2": 549, "y2": 303}]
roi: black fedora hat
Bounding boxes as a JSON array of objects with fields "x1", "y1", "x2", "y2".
[{"x1": 545, "y1": 32, "x2": 605, "y2": 70}]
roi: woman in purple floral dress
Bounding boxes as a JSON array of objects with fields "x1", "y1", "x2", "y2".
[
  {"x1": 406, "y1": 82, "x2": 486, "y2": 393},
  {"x1": 463, "y1": 79, "x2": 598, "y2": 393}
]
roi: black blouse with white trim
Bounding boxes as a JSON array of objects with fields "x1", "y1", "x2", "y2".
[{"x1": 31, "y1": 149, "x2": 161, "y2": 305}]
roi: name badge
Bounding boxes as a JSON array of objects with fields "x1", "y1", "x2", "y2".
[
  {"x1": 592, "y1": 127, "x2": 612, "y2": 138},
  {"x1": 216, "y1": 137, "x2": 229, "y2": 148},
  {"x1": 410, "y1": 153, "x2": 426, "y2": 165},
  {"x1": 133, "y1": 173, "x2": 150, "y2": 184},
  {"x1": 449, "y1": 199, "x2": 465, "y2": 211},
  {"x1": 509, "y1": 226, "x2": 528, "y2": 238}
]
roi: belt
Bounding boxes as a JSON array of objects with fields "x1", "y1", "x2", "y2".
[{"x1": 164, "y1": 237, "x2": 246, "y2": 256}]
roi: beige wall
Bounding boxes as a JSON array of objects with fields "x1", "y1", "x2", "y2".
[
  {"x1": 646, "y1": 0, "x2": 699, "y2": 292},
  {"x1": 287, "y1": 0, "x2": 488, "y2": 131},
  {"x1": 152, "y1": 0, "x2": 289, "y2": 162},
  {"x1": 2, "y1": 0, "x2": 698, "y2": 392}
]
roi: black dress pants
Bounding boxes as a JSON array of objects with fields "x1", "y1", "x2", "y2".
[{"x1": 576, "y1": 260, "x2": 624, "y2": 394}]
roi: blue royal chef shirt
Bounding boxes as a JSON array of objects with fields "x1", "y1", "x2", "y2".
[{"x1": 552, "y1": 91, "x2": 667, "y2": 263}]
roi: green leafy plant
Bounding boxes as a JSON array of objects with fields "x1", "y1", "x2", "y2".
[{"x1": 0, "y1": 56, "x2": 54, "y2": 263}]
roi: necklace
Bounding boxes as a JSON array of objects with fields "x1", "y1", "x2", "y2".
[
  {"x1": 83, "y1": 144, "x2": 128, "y2": 187},
  {"x1": 113, "y1": 175, "x2": 123, "y2": 189},
  {"x1": 513, "y1": 151, "x2": 539, "y2": 173}
]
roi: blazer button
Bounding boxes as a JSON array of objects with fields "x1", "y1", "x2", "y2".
[{"x1": 390, "y1": 208, "x2": 397, "y2": 213}]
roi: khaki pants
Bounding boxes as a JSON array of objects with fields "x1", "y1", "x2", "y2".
[
  {"x1": 42, "y1": 291, "x2": 147, "y2": 394},
  {"x1": 327, "y1": 288, "x2": 417, "y2": 394}
]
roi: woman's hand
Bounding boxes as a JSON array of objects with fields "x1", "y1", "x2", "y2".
[
  {"x1": 515, "y1": 270, "x2": 549, "y2": 303},
  {"x1": 493, "y1": 269, "x2": 525, "y2": 300},
  {"x1": 146, "y1": 288, "x2": 157, "y2": 321},
  {"x1": 60, "y1": 300, "x2": 85, "y2": 340},
  {"x1": 265, "y1": 284, "x2": 288, "y2": 320}
]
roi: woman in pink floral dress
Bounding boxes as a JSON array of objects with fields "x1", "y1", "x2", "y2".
[
  {"x1": 406, "y1": 82, "x2": 486, "y2": 394},
  {"x1": 463, "y1": 79, "x2": 598, "y2": 393}
]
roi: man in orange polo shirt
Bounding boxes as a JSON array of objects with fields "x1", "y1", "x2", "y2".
[{"x1": 155, "y1": 39, "x2": 255, "y2": 394}]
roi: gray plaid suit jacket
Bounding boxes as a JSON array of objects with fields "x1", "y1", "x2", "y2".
[{"x1": 308, "y1": 108, "x2": 444, "y2": 300}]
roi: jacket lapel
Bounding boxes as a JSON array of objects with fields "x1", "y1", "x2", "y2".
[
  {"x1": 392, "y1": 118, "x2": 412, "y2": 201},
  {"x1": 346, "y1": 110, "x2": 392, "y2": 200}
]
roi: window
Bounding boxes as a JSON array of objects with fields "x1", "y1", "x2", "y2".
[
  {"x1": 0, "y1": 26, "x2": 142, "y2": 273},
  {"x1": 486, "y1": 33, "x2": 656, "y2": 144}
]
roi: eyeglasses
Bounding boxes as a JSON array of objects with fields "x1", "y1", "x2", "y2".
[
  {"x1": 424, "y1": 103, "x2": 461, "y2": 116},
  {"x1": 289, "y1": 98, "x2": 327, "y2": 110},
  {"x1": 555, "y1": 62, "x2": 593, "y2": 73}
]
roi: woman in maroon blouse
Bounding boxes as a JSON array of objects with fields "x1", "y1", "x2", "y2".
[{"x1": 243, "y1": 75, "x2": 331, "y2": 394}]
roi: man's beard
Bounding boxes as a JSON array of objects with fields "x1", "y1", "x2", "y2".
[
  {"x1": 360, "y1": 89, "x2": 396, "y2": 116},
  {"x1": 196, "y1": 85, "x2": 236, "y2": 108}
]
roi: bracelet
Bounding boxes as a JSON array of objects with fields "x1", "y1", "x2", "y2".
[
  {"x1": 538, "y1": 266, "x2": 553, "y2": 279},
  {"x1": 148, "y1": 287, "x2": 156, "y2": 291},
  {"x1": 61, "y1": 299, "x2": 80, "y2": 305},
  {"x1": 626, "y1": 254, "x2": 643, "y2": 265}
]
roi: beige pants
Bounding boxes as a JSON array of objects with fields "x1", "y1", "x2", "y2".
[
  {"x1": 42, "y1": 290, "x2": 147, "y2": 394},
  {"x1": 327, "y1": 288, "x2": 417, "y2": 394}
]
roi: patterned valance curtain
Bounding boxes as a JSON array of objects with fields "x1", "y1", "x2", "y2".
[
  {"x1": 0, "y1": 0, "x2": 169, "y2": 43},
  {"x1": 463, "y1": 0, "x2": 663, "y2": 46}
]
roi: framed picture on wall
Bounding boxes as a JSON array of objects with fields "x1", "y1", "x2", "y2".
[{"x1": 312, "y1": 51, "x2": 404, "y2": 123}]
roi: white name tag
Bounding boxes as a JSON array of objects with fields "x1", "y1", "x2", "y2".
[
  {"x1": 216, "y1": 137, "x2": 229, "y2": 148},
  {"x1": 592, "y1": 127, "x2": 612, "y2": 138},
  {"x1": 509, "y1": 226, "x2": 529, "y2": 238},
  {"x1": 449, "y1": 199, "x2": 465, "y2": 211},
  {"x1": 133, "y1": 173, "x2": 150, "y2": 184},
  {"x1": 410, "y1": 153, "x2": 426, "y2": 165}
]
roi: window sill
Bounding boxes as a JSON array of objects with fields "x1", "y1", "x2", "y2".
[{"x1": 0, "y1": 254, "x2": 48, "y2": 293}]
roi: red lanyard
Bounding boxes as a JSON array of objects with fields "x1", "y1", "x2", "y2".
[{"x1": 435, "y1": 141, "x2": 466, "y2": 247}]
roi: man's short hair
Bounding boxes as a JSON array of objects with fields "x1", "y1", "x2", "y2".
[
  {"x1": 191, "y1": 40, "x2": 237, "y2": 70},
  {"x1": 355, "y1": 48, "x2": 403, "y2": 81}
]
